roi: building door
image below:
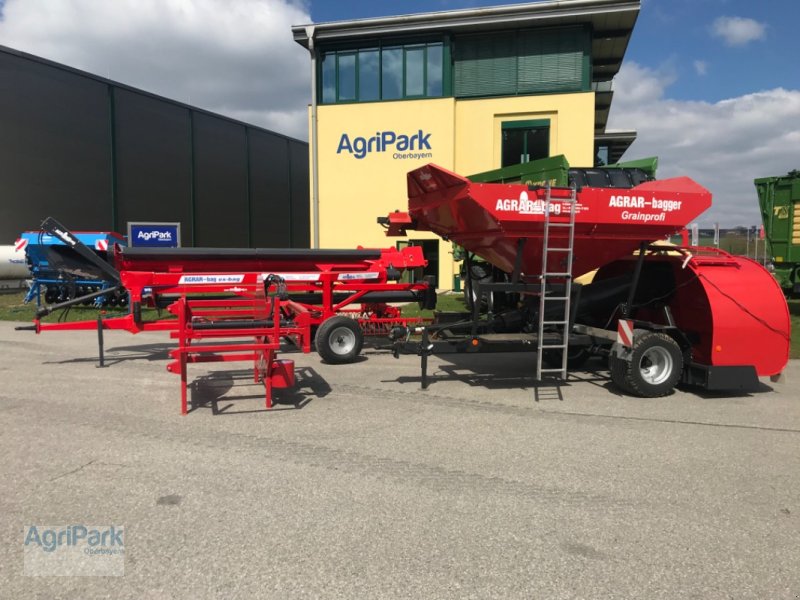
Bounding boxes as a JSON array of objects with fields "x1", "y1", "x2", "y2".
[
  {"x1": 502, "y1": 119, "x2": 550, "y2": 167},
  {"x1": 398, "y1": 239, "x2": 439, "y2": 287}
]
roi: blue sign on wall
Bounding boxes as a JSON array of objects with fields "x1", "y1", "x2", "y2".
[{"x1": 127, "y1": 222, "x2": 181, "y2": 248}]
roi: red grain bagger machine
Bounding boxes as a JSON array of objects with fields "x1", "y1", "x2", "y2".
[
  {"x1": 19, "y1": 218, "x2": 436, "y2": 412},
  {"x1": 382, "y1": 163, "x2": 790, "y2": 397}
]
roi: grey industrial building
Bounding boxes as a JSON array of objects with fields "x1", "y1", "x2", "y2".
[{"x1": 0, "y1": 45, "x2": 309, "y2": 247}]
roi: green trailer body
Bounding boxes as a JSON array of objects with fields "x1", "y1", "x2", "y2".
[
  {"x1": 754, "y1": 170, "x2": 800, "y2": 293},
  {"x1": 467, "y1": 154, "x2": 658, "y2": 186},
  {"x1": 468, "y1": 155, "x2": 572, "y2": 186}
]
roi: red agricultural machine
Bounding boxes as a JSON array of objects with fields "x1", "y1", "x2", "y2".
[
  {"x1": 19, "y1": 159, "x2": 791, "y2": 406},
  {"x1": 20, "y1": 217, "x2": 435, "y2": 412},
  {"x1": 381, "y1": 164, "x2": 790, "y2": 397}
]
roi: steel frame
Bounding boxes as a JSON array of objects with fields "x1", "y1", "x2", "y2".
[{"x1": 165, "y1": 286, "x2": 312, "y2": 415}]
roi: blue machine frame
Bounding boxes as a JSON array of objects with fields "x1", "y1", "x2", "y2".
[{"x1": 20, "y1": 230, "x2": 127, "y2": 306}]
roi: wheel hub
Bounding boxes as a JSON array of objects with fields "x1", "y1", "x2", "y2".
[
  {"x1": 638, "y1": 346, "x2": 673, "y2": 385},
  {"x1": 329, "y1": 326, "x2": 356, "y2": 355}
]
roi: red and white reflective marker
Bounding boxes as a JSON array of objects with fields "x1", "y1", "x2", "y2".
[
  {"x1": 617, "y1": 319, "x2": 634, "y2": 349},
  {"x1": 95, "y1": 239, "x2": 108, "y2": 251},
  {"x1": 14, "y1": 238, "x2": 28, "y2": 252}
]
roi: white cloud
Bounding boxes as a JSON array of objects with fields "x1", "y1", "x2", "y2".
[
  {"x1": 0, "y1": 0, "x2": 312, "y2": 140},
  {"x1": 711, "y1": 16, "x2": 766, "y2": 47},
  {"x1": 693, "y1": 60, "x2": 707, "y2": 76},
  {"x1": 609, "y1": 62, "x2": 800, "y2": 227}
]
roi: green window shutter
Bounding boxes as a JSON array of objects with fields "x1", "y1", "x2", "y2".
[
  {"x1": 518, "y1": 28, "x2": 588, "y2": 94},
  {"x1": 454, "y1": 34, "x2": 517, "y2": 97}
]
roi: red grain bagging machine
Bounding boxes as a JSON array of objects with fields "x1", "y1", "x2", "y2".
[{"x1": 381, "y1": 163, "x2": 789, "y2": 397}]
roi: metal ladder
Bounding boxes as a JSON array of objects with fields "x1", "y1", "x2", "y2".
[{"x1": 535, "y1": 184, "x2": 577, "y2": 380}]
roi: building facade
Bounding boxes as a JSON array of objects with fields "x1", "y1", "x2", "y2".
[{"x1": 293, "y1": 0, "x2": 639, "y2": 287}]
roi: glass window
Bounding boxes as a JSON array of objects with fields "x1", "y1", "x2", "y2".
[
  {"x1": 502, "y1": 121, "x2": 550, "y2": 167},
  {"x1": 381, "y1": 47, "x2": 403, "y2": 100},
  {"x1": 337, "y1": 53, "x2": 356, "y2": 101},
  {"x1": 358, "y1": 49, "x2": 379, "y2": 101},
  {"x1": 405, "y1": 46, "x2": 425, "y2": 96},
  {"x1": 321, "y1": 52, "x2": 335, "y2": 104},
  {"x1": 426, "y1": 43, "x2": 443, "y2": 97},
  {"x1": 320, "y1": 40, "x2": 447, "y2": 103}
]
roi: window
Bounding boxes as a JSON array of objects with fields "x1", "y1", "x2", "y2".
[
  {"x1": 454, "y1": 27, "x2": 590, "y2": 98},
  {"x1": 405, "y1": 46, "x2": 425, "y2": 96},
  {"x1": 358, "y1": 49, "x2": 379, "y2": 101},
  {"x1": 319, "y1": 41, "x2": 447, "y2": 104},
  {"x1": 337, "y1": 53, "x2": 356, "y2": 101},
  {"x1": 502, "y1": 120, "x2": 550, "y2": 167},
  {"x1": 321, "y1": 52, "x2": 335, "y2": 103},
  {"x1": 427, "y1": 44, "x2": 443, "y2": 96},
  {"x1": 382, "y1": 47, "x2": 403, "y2": 100}
]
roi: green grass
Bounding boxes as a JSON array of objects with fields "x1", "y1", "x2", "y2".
[
  {"x1": 789, "y1": 300, "x2": 800, "y2": 359},
  {"x1": 0, "y1": 290, "x2": 167, "y2": 324},
  {"x1": 400, "y1": 292, "x2": 469, "y2": 319}
]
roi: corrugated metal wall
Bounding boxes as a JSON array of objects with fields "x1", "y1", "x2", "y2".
[{"x1": 0, "y1": 45, "x2": 309, "y2": 247}]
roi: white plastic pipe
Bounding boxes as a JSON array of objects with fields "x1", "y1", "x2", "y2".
[{"x1": 0, "y1": 245, "x2": 29, "y2": 279}]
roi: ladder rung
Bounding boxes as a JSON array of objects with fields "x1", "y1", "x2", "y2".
[
  {"x1": 547, "y1": 223, "x2": 574, "y2": 228},
  {"x1": 543, "y1": 296, "x2": 569, "y2": 301},
  {"x1": 544, "y1": 272, "x2": 572, "y2": 277},
  {"x1": 538, "y1": 368, "x2": 567, "y2": 373},
  {"x1": 540, "y1": 344, "x2": 567, "y2": 349},
  {"x1": 545, "y1": 247, "x2": 571, "y2": 252},
  {"x1": 542, "y1": 320, "x2": 568, "y2": 325}
]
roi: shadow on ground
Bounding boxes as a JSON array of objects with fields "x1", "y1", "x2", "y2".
[{"x1": 188, "y1": 366, "x2": 332, "y2": 415}]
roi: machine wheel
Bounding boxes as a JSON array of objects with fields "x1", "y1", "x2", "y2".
[
  {"x1": 543, "y1": 347, "x2": 590, "y2": 369},
  {"x1": 315, "y1": 316, "x2": 364, "y2": 364},
  {"x1": 609, "y1": 331, "x2": 683, "y2": 397},
  {"x1": 462, "y1": 262, "x2": 492, "y2": 311}
]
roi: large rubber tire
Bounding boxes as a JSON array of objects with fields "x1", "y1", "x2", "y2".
[
  {"x1": 314, "y1": 316, "x2": 364, "y2": 364},
  {"x1": 609, "y1": 331, "x2": 683, "y2": 397},
  {"x1": 462, "y1": 263, "x2": 492, "y2": 312}
]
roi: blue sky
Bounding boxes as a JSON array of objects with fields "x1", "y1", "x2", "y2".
[
  {"x1": 305, "y1": 0, "x2": 800, "y2": 226},
  {"x1": 311, "y1": 0, "x2": 799, "y2": 103},
  {"x1": 0, "y1": 0, "x2": 797, "y2": 226}
]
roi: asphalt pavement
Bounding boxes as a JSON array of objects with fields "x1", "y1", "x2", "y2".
[{"x1": 0, "y1": 321, "x2": 798, "y2": 599}]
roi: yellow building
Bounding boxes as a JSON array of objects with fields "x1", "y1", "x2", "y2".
[{"x1": 293, "y1": 0, "x2": 639, "y2": 288}]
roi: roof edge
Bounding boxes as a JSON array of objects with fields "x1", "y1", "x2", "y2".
[{"x1": 293, "y1": 0, "x2": 640, "y2": 47}]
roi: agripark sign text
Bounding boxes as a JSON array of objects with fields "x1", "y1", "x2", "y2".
[
  {"x1": 336, "y1": 129, "x2": 433, "y2": 160},
  {"x1": 127, "y1": 222, "x2": 181, "y2": 248}
]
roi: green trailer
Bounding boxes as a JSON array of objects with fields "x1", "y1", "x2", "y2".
[
  {"x1": 467, "y1": 154, "x2": 658, "y2": 187},
  {"x1": 754, "y1": 170, "x2": 800, "y2": 295}
]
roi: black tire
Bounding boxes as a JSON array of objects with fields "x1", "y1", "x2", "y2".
[
  {"x1": 609, "y1": 331, "x2": 683, "y2": 397},
  {"x1": 609, "y1": 352, "x2": 633, "y2": 394},
  {"x1": 543, "y1": 347, "x2": 590, "y2": 370},
  {"x1": 462, "y1": 263, "x2": 492, "y2": 311},
  {"x1": 314, "y1": 316, "x2": 364, "y2": 364}
]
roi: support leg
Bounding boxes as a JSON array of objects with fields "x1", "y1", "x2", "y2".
[
  {"x1": 264, "y1": 349, "x2": 274, "y2": 409},
  {"x1": 420, "y1": 328, "x2": 430, "y2": 390},
  {"x1": 97, "y1": 315, "x2": 105, "y2": 368},
  {"x1": 180, "y1": 355, "x2": 188, "y2": 416}
]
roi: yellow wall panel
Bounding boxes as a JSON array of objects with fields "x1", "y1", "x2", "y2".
[
  {"x1": 454, "y1": 92, "x2": 596, "y2": 176},
  {"x1": 313, "y1": 92, "x2": 596, "y2": 287}
]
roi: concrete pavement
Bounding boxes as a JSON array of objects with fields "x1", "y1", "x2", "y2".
[{"x1": 0, "y1": 321, "x2": 798, "y2": 598}]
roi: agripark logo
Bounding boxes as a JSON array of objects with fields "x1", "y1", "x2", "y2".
[
  {"x1": 128, "y1": 222, "x2": 180, "y2": 248},
  {"x1": 23, "y1": 524, "x2": 125, "y2": 576},
  {"x1": 336, "y1": 129, "x2": 433, "y2": 160},
  {"x1": 137, "y1": 230, "x2": 173, "y2": 242}
]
